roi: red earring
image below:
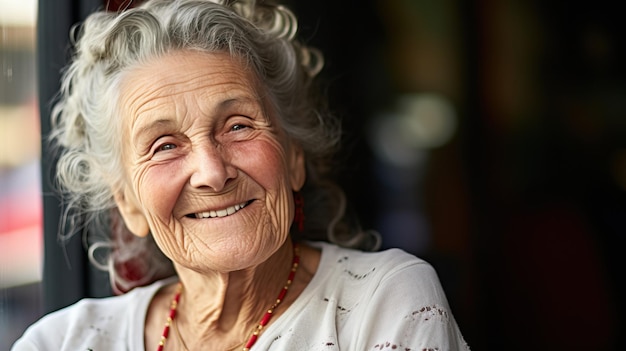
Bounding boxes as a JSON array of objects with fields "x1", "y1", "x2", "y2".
[{"x1": 294, "y1": 192, "x2": 305, "y2": 232}]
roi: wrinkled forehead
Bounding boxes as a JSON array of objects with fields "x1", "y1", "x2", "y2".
[
  {"x1": 117, "y1": 51, "x2": 266, "y2": 119},
  {"x1": 112, "y1": 50, "x2": 286, "y2": 142},
  {"x1": 119, "y1": 51, "x2": 258, "y2": 99}
]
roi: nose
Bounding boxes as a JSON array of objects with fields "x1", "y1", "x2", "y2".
[{"x1": 189, "y1": 143, "x2": 237, "y2": 191}]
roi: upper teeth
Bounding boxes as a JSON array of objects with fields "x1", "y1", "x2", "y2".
[{"x1": 195, "y1": 201, "x2": 248, "y2": 219}]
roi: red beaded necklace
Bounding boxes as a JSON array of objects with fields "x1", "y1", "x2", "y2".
[{"x1": 156, "y1": 244, "x2": 300, "y2": 351}]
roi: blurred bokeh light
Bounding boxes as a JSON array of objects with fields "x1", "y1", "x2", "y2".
[{"x1": 1, "y1": 0, "x2": 42, "y2": 348}]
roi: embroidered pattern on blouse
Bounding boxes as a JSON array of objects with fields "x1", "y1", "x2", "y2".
[
  {"x1": 344, "y1": 267, "x2": 376, "y2": 280},
  {"x1": 369, "y1": 305, "x2": 470, "y2": 351},
  {"x1": 409, "y1": 305, "x2": 449, "y2": 322},
  {"x1": 337, "y1": 254, "x2": 377, "y2": 280},
  {"x1": 372, "y1": 342, "x2": 441, "y2": 351},
  {"x1": 372, "y1": 341, "x2": 412, "y2": 350},
  {"x1": 322, "y1": 297, "x2": 352, "y2": 313}
]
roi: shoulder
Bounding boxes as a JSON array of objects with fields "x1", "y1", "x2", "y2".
[
  {"x1": 308, "y1": 242, "x2": 449, "y2": 308},
  {"x1": 314, "y1": 241, "x2": 439, "y2": 286},
  {"x1": 11, "y1": 278, "x2": 174, "y2": 351},
  {"x1": 314, "y1": 240, "x2": 429, "y2": 266},
  {"x1": 288, "y1": 243, "x2": 470, "y2": 350}
]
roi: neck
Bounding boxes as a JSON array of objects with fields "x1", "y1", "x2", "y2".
[{"x1": 172, "y1": 241, "x2": 295, "y2": 345}]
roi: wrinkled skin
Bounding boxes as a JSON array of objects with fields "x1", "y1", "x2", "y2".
[{"x1": 114, "y1": 50, "x2": 306, "y2": 273}]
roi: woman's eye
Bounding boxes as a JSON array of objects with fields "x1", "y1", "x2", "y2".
[
  {"x1": 231, "y1": 124, "x2": 248, "y2": 132},
  {"x1": 156, "y1": 143, "x2": 176, "y2": 152}
]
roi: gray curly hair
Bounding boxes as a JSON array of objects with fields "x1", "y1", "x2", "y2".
[{"x1": 50, "y1": 0, "x2": 379, "y2": 293}]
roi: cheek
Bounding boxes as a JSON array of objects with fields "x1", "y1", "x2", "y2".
[
  {"x1": 235, "y1": 138, "x2": 295, "y2": 230},
  {"x1": 237, "y1": 138, "x2": 292, "y2": 191},
  {"x1": 133, "y1": 160, "x2": 187, "y2": 223}
]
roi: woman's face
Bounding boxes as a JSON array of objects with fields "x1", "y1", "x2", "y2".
[{"x1": 114, "y1": 51, "x2": 305, "y2": 273}]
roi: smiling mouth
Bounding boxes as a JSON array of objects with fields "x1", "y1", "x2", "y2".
[{"x1": 188, "y1": 200, "x2": 252, "y2": 219}]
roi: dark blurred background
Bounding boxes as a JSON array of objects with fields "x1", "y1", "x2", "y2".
[
  {"x1": 288, "y1": 0, "x2": 626, "y2": 350},
  {"x1": 2, "y1": 0, "x2": 625, "y2": 350}
]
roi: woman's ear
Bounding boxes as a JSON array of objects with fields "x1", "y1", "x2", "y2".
[
  {"x1": 113, "y1": 186, "x2": 150, "y2": 237},
  {"x1": 289, "y1": 143, "x2": 306, "y2": 192}
]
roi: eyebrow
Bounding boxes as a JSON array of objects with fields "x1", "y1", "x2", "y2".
[
  {"x1": 131, "y1": 95, "x2": 264, "y2": 141},
  {"x1": 132, "y1": 118, "x2": 176, "y2": 143},
  {"x1": 217, "y1": 96, "x2": 262, "y2": 111},
  {"x1": 217, "y1": 95, "x2": 269, "y2": 122}
]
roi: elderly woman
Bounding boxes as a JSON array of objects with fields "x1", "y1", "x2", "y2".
[{"x1": 13, "y1": 0, "x2": 469, "y2": 350}]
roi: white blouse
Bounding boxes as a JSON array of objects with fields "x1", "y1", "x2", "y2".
[{"x1": 12, "y1": 241, "x2": 470, "y2": 351}]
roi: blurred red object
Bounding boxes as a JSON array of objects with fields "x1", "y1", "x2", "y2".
[{"x1": 0, "y1": 162, "x2": 43, "y2": 287}]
